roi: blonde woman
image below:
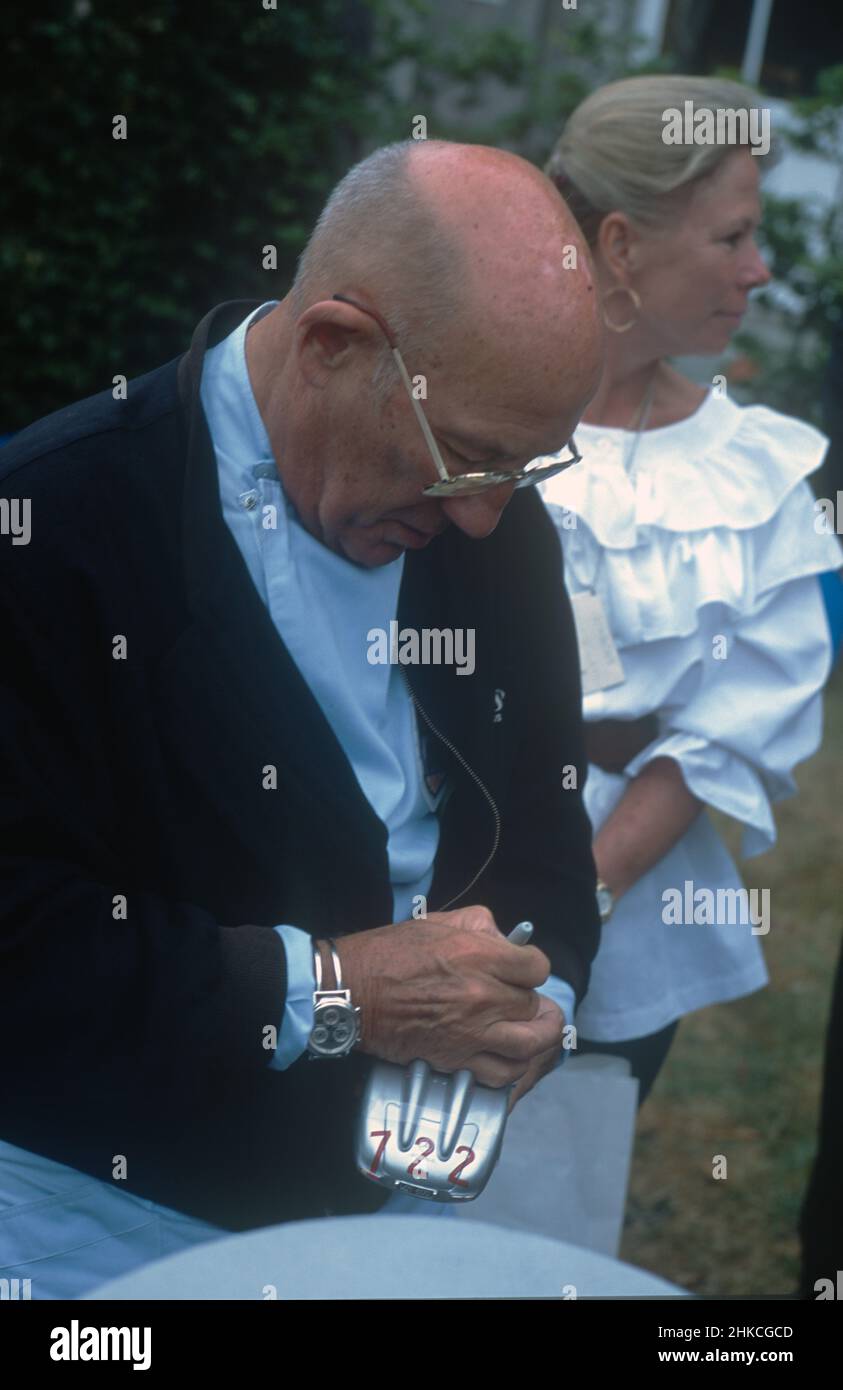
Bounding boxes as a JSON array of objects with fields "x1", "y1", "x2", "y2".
[{"x1": 539, "y1": 76, "x2": 843, "y2": 1103}]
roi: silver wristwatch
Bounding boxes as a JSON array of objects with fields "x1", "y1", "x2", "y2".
[
  {"x1": 306, "y1": 937, "x2": 361, "y2": 1059},
  {"x1": 596, "y1": 878, "x2": 615, "y2": 923}
]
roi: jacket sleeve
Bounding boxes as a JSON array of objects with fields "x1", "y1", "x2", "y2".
[
  {"x1": 485, "y1": 496, "x2": 601, "y2": 1006},
  {"x1": 0, "y1": 476, "x2": 287, "y2": 1125}
]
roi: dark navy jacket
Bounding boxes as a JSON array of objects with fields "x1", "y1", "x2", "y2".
[{"x1": 0, "y1": 302, "x2": 599, "y2": 1229}]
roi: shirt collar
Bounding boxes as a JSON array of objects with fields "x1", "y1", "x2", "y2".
[{"x1": 201, "y1": 300, "x2": 280, "y2": 495}]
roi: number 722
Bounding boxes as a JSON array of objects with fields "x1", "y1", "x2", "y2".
[{"x1": 369, "y1": 1130, "x2": 476, "y2": 1185}]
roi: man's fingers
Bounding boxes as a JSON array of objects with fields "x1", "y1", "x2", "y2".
[
  {"x1": 425, "y1": 905, "x2": 500, "y2": 936},
  {"x1": 481, "y1": 997, "x2": 565, "y2": 1062},
  {"x1": 497, "y1": 941, "x2": 551, "y2": 989},
  {"x1": 458, "y1": 1051, "x2": 529, "y2": 1089},
  {"x1": 460, "y1": 929, "x2": 550, "y2": 990},
  {"x1": 471, "y1": 979, "x2": 541, "y2": 1026},
  {"x1": 406, "y1": 908, "x2": 551, "y2": 988},
  {"x1": 456, "y1": 909, "x2": 552, "y2": 990}
]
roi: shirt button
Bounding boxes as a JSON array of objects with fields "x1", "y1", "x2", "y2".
[{"x1": 240, "y1": 491, "x2": 258, "y2": 511}]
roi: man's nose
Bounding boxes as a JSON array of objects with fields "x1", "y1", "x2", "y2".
[{"x1": 439, "y1": 483, "x2": 516, "y2": 540}]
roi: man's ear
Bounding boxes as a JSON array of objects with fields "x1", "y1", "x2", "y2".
[
  {"x1": 296, "y1": 317, "x2": 354, "y2": 390},
  {"x1": 295, "y1": 299, "x2": 376, "y2": 391}
]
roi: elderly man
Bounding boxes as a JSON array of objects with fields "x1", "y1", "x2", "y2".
[{"x1": 0, "y1": 139, "x2": 602, "y2": 1297}]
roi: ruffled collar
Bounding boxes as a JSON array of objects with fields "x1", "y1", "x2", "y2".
[{"x1": 540, "y1": 391, "x2": 829, "y2": 548}]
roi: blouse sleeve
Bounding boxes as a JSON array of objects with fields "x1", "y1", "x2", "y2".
[
  {"x1": 544, "y1": 400, "x2": 843, "y2": 858},
  {"x1": 624, "y1": 568, "x2": 833, "y2": 859}
]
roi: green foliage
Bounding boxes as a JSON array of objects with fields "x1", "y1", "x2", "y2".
[
  {"x1": 2, "y1": 0, "x2": 623, "y2": 428},
  {"x1": 1, "y1": 0, "x2": 644, "y2": 429},
  {"x1": 398, "y1": 5, "x2": 652, "y2": 160},
  {"x1": 1, "y1": 0, "x2": 382, "y2": 429},
  {"x1": 788, "y1": 64, "x2": 843, "y2": 159},
  {"x1": 728, "y1": 71, "x2": 843, "y2": 426},
  {"x1": 5, "y1": 0, "x2": 840, "y2": 440}
]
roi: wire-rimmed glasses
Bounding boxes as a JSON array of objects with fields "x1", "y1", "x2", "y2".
[{"x1": 331, "y1": 293, "x2": 582, "y2": 498}]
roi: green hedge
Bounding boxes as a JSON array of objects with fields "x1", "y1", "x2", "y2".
[{"x1": 1, "y1": 0, "x2": 378, "y2": 429}]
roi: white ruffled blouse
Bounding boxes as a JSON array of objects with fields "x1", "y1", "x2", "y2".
[{"x1": 540, "y1": 388, "x2": 843, "y2": 1041}]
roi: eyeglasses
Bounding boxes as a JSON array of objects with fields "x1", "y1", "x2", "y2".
[{"x1": 331, "y1": 293, "x2": 582, "y2": 497}]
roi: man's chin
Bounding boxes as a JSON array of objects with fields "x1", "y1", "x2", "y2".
[
  {"x1": 336, "y1": 516, "x2": 446, "y2": 568},
  {"x1": 337, "y1": 531, "x2": 407, "y2": 569}
]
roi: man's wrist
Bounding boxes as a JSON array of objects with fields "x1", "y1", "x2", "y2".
[
  {"x1": 332, "y1": 933, "x2": 371, "y2": 1049},
  {"x1": 306, "y1": 936, "x2": 361, "y2": 1059}
]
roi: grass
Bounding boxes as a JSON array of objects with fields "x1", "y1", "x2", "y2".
[{"x1": 618, "y1": 663, "x2": 843, "y2": 1297}]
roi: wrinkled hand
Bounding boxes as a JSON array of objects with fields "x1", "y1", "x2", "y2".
[
  {"x1": 507, "y1": 995, "x2": 566, "y2": 1112},
  {"x1": 333, "y1": 905, "x2": 556, "y2": 1088}
]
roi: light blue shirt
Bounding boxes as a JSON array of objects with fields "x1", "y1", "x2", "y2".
[{"x1": 200, "y1": 302, "x2": 577, "y2": 1067}]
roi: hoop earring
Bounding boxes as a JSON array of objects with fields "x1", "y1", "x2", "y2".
[{"x1": 602, "y1": 286, "x2": 641, "y2": 334}]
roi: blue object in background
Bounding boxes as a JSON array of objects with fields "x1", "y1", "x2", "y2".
[{"x1": 820, "y1": 569, "x2": 843, "y2": 664}]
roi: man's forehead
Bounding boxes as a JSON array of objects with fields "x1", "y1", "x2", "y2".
[
  {"x1": 426, "y1": 272, "x2": 601, "y2": 458},
  {"x1": 440, "y1": 409, "x2": 580, "y2": 463}
]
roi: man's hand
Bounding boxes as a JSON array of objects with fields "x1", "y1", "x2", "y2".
[
  {"x1": 332, "y1": 905, "x2": 557, "y2": 1088},
  {"x1": 507, "y1": 995, "x2": 566, "y2": 1111}
]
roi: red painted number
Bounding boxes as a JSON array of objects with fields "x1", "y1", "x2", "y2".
[
  {"x1": 407, "y1": 1136, "x2": 435, "y2": 1178},
  {"x1": 369, "y1": 1129, "x2": 391, "y2": 1175},
  {"x1": 448, "y1": 1145, "x2": 476, "y2": 1186}
]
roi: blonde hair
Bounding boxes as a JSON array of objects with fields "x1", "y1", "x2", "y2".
[{"x1": 545, "y1": 75, "x2": 779, "y2": 246}]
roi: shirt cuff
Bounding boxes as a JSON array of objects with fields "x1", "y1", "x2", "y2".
[
  {"x1": 266, "y1": 925, "x2": 314, "y2": 1070},
  {"x1": 536, "y1": 975, "x2": 577, "y2": 1066},
  {"x1": 624, "y1": 731, "x2": 782, "y2": 858}
]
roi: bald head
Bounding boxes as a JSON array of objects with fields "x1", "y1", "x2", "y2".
[
  {"x1": 407, "y1": 141, "x2": 595, "y2": 327},
  {"x1": 402, "y1": 140, "x2": 601, "y2": 416},
  {"x1": 246, "y1": 140, "x2": 603, "y2": 568},
  {"x1": 290, "y1": 138, "x2": 602, "y2": 411}
]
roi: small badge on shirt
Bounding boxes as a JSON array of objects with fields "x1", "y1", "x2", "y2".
[
  {"x1": 569, "y1": 591, "x2": 626, "y2": 696},
  {"x1": 419, "y1": 727, "x2": 450, "y2": 810}
]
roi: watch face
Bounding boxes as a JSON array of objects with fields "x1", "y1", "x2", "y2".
[{"x1": 310, "y1": 1000, "x2": 358, "y2": 1056}]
